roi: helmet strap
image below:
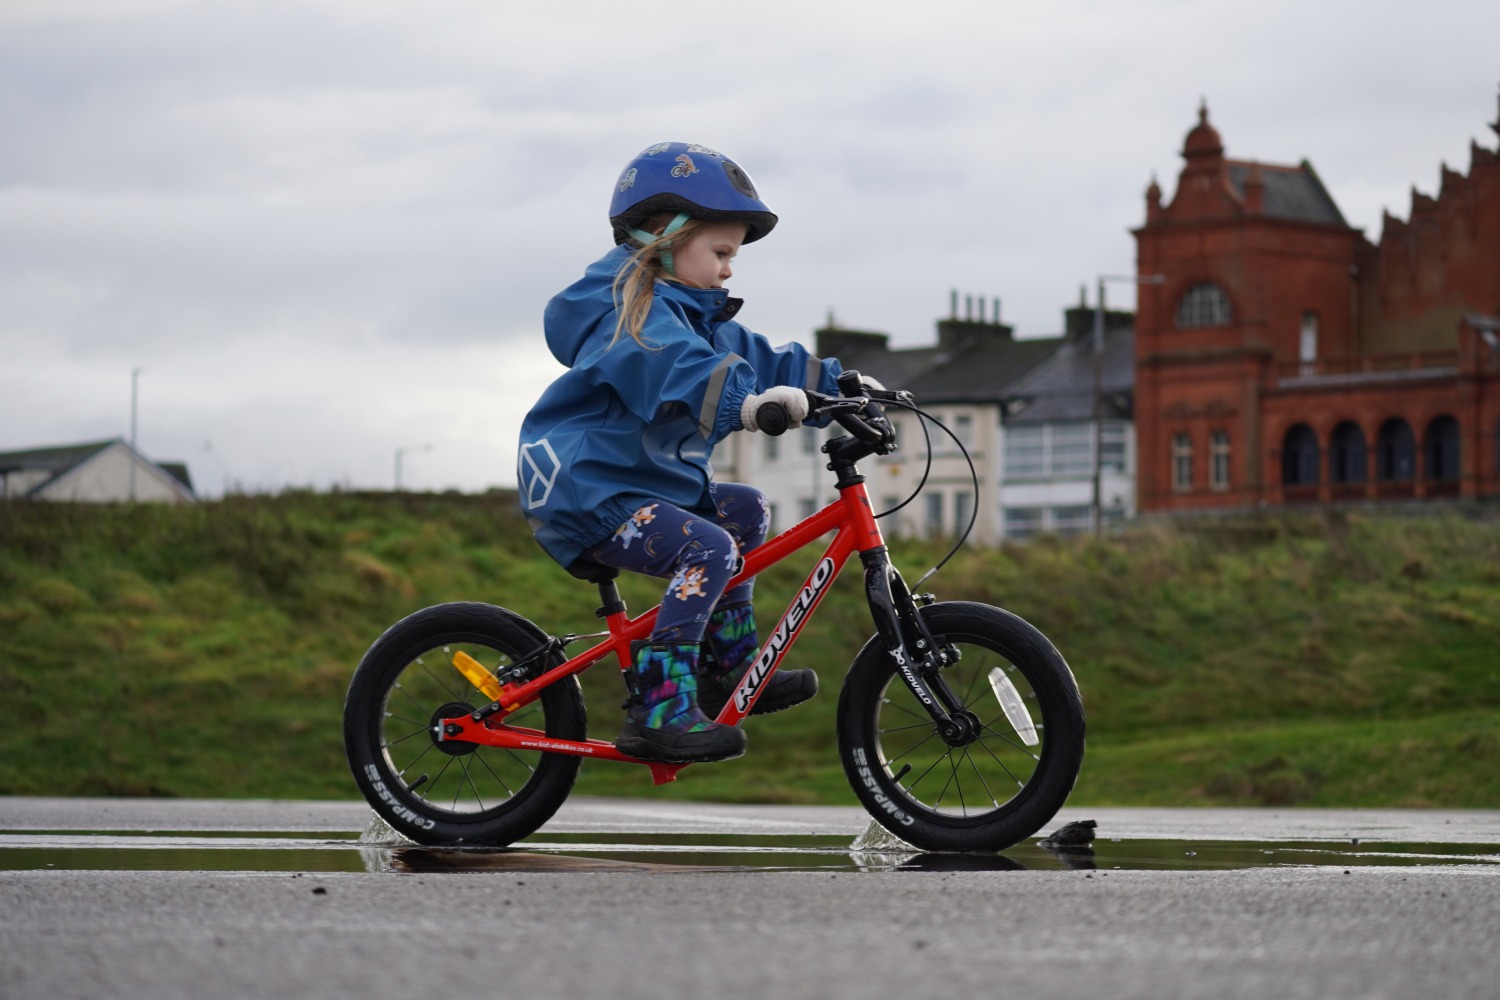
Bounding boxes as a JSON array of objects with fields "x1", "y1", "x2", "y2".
[{"x1": 629, "y1": 212, "x2": 690, "y2": 276}]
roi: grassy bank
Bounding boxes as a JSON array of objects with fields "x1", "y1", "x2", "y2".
[{"x1": 1, "y1": 493, "x2": 1497, "y2": 807}]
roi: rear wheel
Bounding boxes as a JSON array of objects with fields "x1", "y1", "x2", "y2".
[
  {"x1": 343, "y1": 602, "x2": 585, "y2": 845},
  {"x1": 837, "y1": 602, "x2": 1084, "y2": 852}
]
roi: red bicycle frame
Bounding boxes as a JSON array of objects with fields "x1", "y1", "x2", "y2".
[{"x1": 436, "y1": 475, "x2": 887, "y2": 785}]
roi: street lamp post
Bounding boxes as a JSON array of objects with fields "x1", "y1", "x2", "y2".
[
  {"x1": 395, "y1": 443, "x2": 433, "y2": 491},
  {"x1": 129, "y1": 367, "x2": 145, "y2": 502},
  {"x1": 1092, "y1": 275, "x2": 1164, "y2": 534}
]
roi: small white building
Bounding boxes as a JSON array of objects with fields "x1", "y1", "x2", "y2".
[{"x1": 0, "y1": 439, "x2": 197, "y2": 503}]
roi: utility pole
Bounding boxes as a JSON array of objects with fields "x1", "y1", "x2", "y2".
[{"x1": 395, "y1": 443, "x2": 433, "y2": 491}]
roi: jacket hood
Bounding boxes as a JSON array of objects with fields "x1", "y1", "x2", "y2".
[{"x1": 543, "y1": 246, "x2": 739, "y2": 367}]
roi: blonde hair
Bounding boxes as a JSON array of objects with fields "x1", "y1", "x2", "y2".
[{"x1": 610, "y1": 214, "x2": 716, "y2": 348}]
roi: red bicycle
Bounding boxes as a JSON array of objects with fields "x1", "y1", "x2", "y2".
[{"x1": 343, "y1": 373, "x2": 1085, "y2": 852}]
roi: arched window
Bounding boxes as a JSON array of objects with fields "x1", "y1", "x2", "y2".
[
  {"x1": 1281, "y1": 424, "x2": 1320, "y2": 485},
  {"x1": 1376, "y1": 419, "x2": 1415, "y2": 482},
  {"x1": 1424, "y1": 415, "x2": 1460, "y2": 482},
  {"x1": 1174, "y1": 283, "x2": 1232, "y2": 328},
  {"x1": 1329, "y1": 422, "x2": 1368, "y2": 483}
]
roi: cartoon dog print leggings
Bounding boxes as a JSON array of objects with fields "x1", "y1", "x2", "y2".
[{"x1": 583, "y1": 482, "x2": 770, "y2": 644}]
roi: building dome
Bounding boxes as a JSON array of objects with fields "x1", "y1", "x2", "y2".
[{"x1": 1183, "y1": 99, "x2": 1224, "y2": 158}]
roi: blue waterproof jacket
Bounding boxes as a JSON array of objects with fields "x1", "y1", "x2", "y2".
[{"x1": 517, "y1": 245, "x2": 842, "y2": 568}]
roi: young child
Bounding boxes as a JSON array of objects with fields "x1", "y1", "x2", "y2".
[{"x1": 517, "y1": 142, "x2": 845, "y2": 764}]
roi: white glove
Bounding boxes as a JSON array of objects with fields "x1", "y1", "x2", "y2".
[
  {"x1": 741, "y1": 386, "x2": 810, "y2": 432},
  {"x1": 861, "y1": 375, "x2": 885, "y2": 393}
]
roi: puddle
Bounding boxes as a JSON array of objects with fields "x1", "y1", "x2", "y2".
[{"x1": 2, "y1": 828, "x2": 1497, "y2": 875}]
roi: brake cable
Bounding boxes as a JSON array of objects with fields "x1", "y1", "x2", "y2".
[{"x1": 867, "y1": 397, "x2": 981, "y2": 590}]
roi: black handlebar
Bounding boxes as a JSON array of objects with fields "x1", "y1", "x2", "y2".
[{"x1": 754, "y1": 371, "x2": 902, "y2": 457}]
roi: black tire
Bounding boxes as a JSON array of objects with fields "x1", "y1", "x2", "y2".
[
  {"x1": 343, "y1": 602, "x2": 585, "y2": 846},
  {"x1": 837, "y1": 601, "x2": 1085, "y2": 852}
]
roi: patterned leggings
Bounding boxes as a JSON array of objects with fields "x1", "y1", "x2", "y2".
[{"x1": 583, "y1": 482, "x2": 769, "y2": 644}]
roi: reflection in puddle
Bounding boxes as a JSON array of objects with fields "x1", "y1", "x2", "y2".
[
  {"x1": 384, "y1": 844, "x2": 1029, "y2": 874},
  {"x1": 2, "y1": 828, "x2": 1497, "y2": 875}
]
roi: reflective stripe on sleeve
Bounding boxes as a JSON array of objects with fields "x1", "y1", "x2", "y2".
[{"x1": 699, "y1": 352, "x2": 745, "y2": 438}]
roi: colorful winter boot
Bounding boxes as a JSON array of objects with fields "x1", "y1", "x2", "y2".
[
  {"x1": 615, "y1": 641, "x2": 747, "y2": 763},
  {"x1": 697, "y1": 601, "x2": 819, "y2": 718}
]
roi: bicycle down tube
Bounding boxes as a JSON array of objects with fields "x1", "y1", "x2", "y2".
[{"x1": 433, "y1": 475, "x2": 887, "y2": 783}]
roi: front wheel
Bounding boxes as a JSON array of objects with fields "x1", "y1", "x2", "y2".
[
  {"x1": 343, "y1": 602, "x2": 586, "y2": 846},
  {"x1": 837, "y1": 602, "x2": 1085, "y2": 852}
]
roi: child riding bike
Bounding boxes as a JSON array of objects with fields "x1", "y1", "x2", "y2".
[{"x1": 516, "y1": 142, "x2": 867, "y2": 765}]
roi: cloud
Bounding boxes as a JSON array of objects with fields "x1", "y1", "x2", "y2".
[{"x1": 3, "y1": 0, "x2": 1498, "y2": 495}]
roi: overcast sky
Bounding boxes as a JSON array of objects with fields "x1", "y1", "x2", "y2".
[{"x1": 3, "y1": 0, "x2": 1497, "y2": 496}]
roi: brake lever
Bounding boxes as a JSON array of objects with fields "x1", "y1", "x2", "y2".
[{"x1": 869, "y1": 388, "x2": 914, "y2": 406}]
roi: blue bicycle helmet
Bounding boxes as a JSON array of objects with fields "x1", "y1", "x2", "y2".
[{"x1": 609, "y1": 142, "x2": 777, "y2": 246}]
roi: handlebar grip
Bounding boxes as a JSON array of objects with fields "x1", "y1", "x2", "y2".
[{"x1": 756, "y1": 402, "x2": 791, "y2": 436}]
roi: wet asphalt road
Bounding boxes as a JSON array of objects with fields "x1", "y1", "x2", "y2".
[{"x1": 3, "y1": 797, "x2": 1500, "y2": 1000}]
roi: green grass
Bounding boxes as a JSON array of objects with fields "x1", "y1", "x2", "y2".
[{"x1": 1, "y1": 493, "x2": 1497, "y2": 807}]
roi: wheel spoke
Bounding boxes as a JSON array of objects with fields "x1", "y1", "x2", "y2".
[
  {"x1": 877, "y1": 720, "x2": 942, "y2": 737},
  {"x1": 978, "y1": 720, "x2": 1042, "y2": 758},
  {"x1": 904, "y1": 749, "x2": 950, "y2": 797},
  {"x1": 500, "y1": 748, "x2": 539, "y2": 774},
  {"x1": 457, "y1": 755, "x2": 486, "y2": 811},
  {"x1": 931, "y1": 750, "x2": 959, "y2": 811},
  {"x1": 973, "y1": 730, "x2": 1028, "y2": 788},
  {"x1": 474, "y1": 749, "x2": 517, "y2": 798},
  {"x1": 423, "y1": 754, "x2": 457, "y2": 801},
  {"x1": 880, "y1": 727, "x2": 941, "y2": 766},
  {"x1": 959, "y1": 662, "x2": 987, "y2": 706},
  {"x1": 880, "y1": 695, "x2": 931, "y2": 724},
  {"x1": 392, "y1": 681, "x2": 431, "y2": 716},
  {"x1": 944, "y1": 747, "x2": 967, "y2": 816},
  {"x1": 418, "y1": 652, "x2": 467, "y2": 701},
  {"x1": 963, "y1": 746, "x2": 1001, "y2": 808},
  {"x1": 395, "y1": 741, "x2": 437, "y2": 773},
  {"x1": 384, "y1": 723, "x2": 430, "y2": 748}
]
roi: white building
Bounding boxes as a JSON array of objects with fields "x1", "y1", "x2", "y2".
[
  {"x1": 0, "y1": 439, "x2": 197, "y2": 503},
  {"x1": 997, "y1": 317, "x2": 1136, "y2": 538},
  {"x1": 717, "y1": 305, "x2": 1117, "y2": 543}
]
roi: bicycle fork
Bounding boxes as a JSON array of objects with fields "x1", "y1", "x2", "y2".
[{"x1": 860, "y1": 549, "x2": 977, "y2": 747}]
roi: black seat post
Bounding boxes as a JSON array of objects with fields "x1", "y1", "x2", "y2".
[
  {"x1": 561, "y1": 555, "x2": 626, "y2": 619},
  {"x1": 596, "y1": 577, "x2": 626, "y2": 619}
]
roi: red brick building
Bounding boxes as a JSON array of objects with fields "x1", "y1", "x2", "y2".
[{"x1": 1133, "y1": 93, "x2": 1500, "y2": 512}]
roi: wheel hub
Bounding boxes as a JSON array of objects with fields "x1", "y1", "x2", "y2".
[
  {"x1": 430, "y1": 701, "x2": 478, "y2": 756},
  {"x1": 938, "y1": 709, "x2": 984, "y2": 747}
]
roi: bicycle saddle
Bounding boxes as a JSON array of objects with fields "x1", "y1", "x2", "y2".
[{"x1": 564, "y1": 556, "x2": 620, "y2": 584}]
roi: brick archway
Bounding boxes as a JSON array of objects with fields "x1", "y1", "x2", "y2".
[
  {"x1": 1376, "y1": 418, "x2": 1416, "y2": 498},
  {"x1": 1424, "y1": 415, "x2": 1461, "y2": 496}
]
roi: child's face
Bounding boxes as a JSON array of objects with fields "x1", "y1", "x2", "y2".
[{"x1": 673, "y1": 221, "x2": 748, "y2": 289}]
